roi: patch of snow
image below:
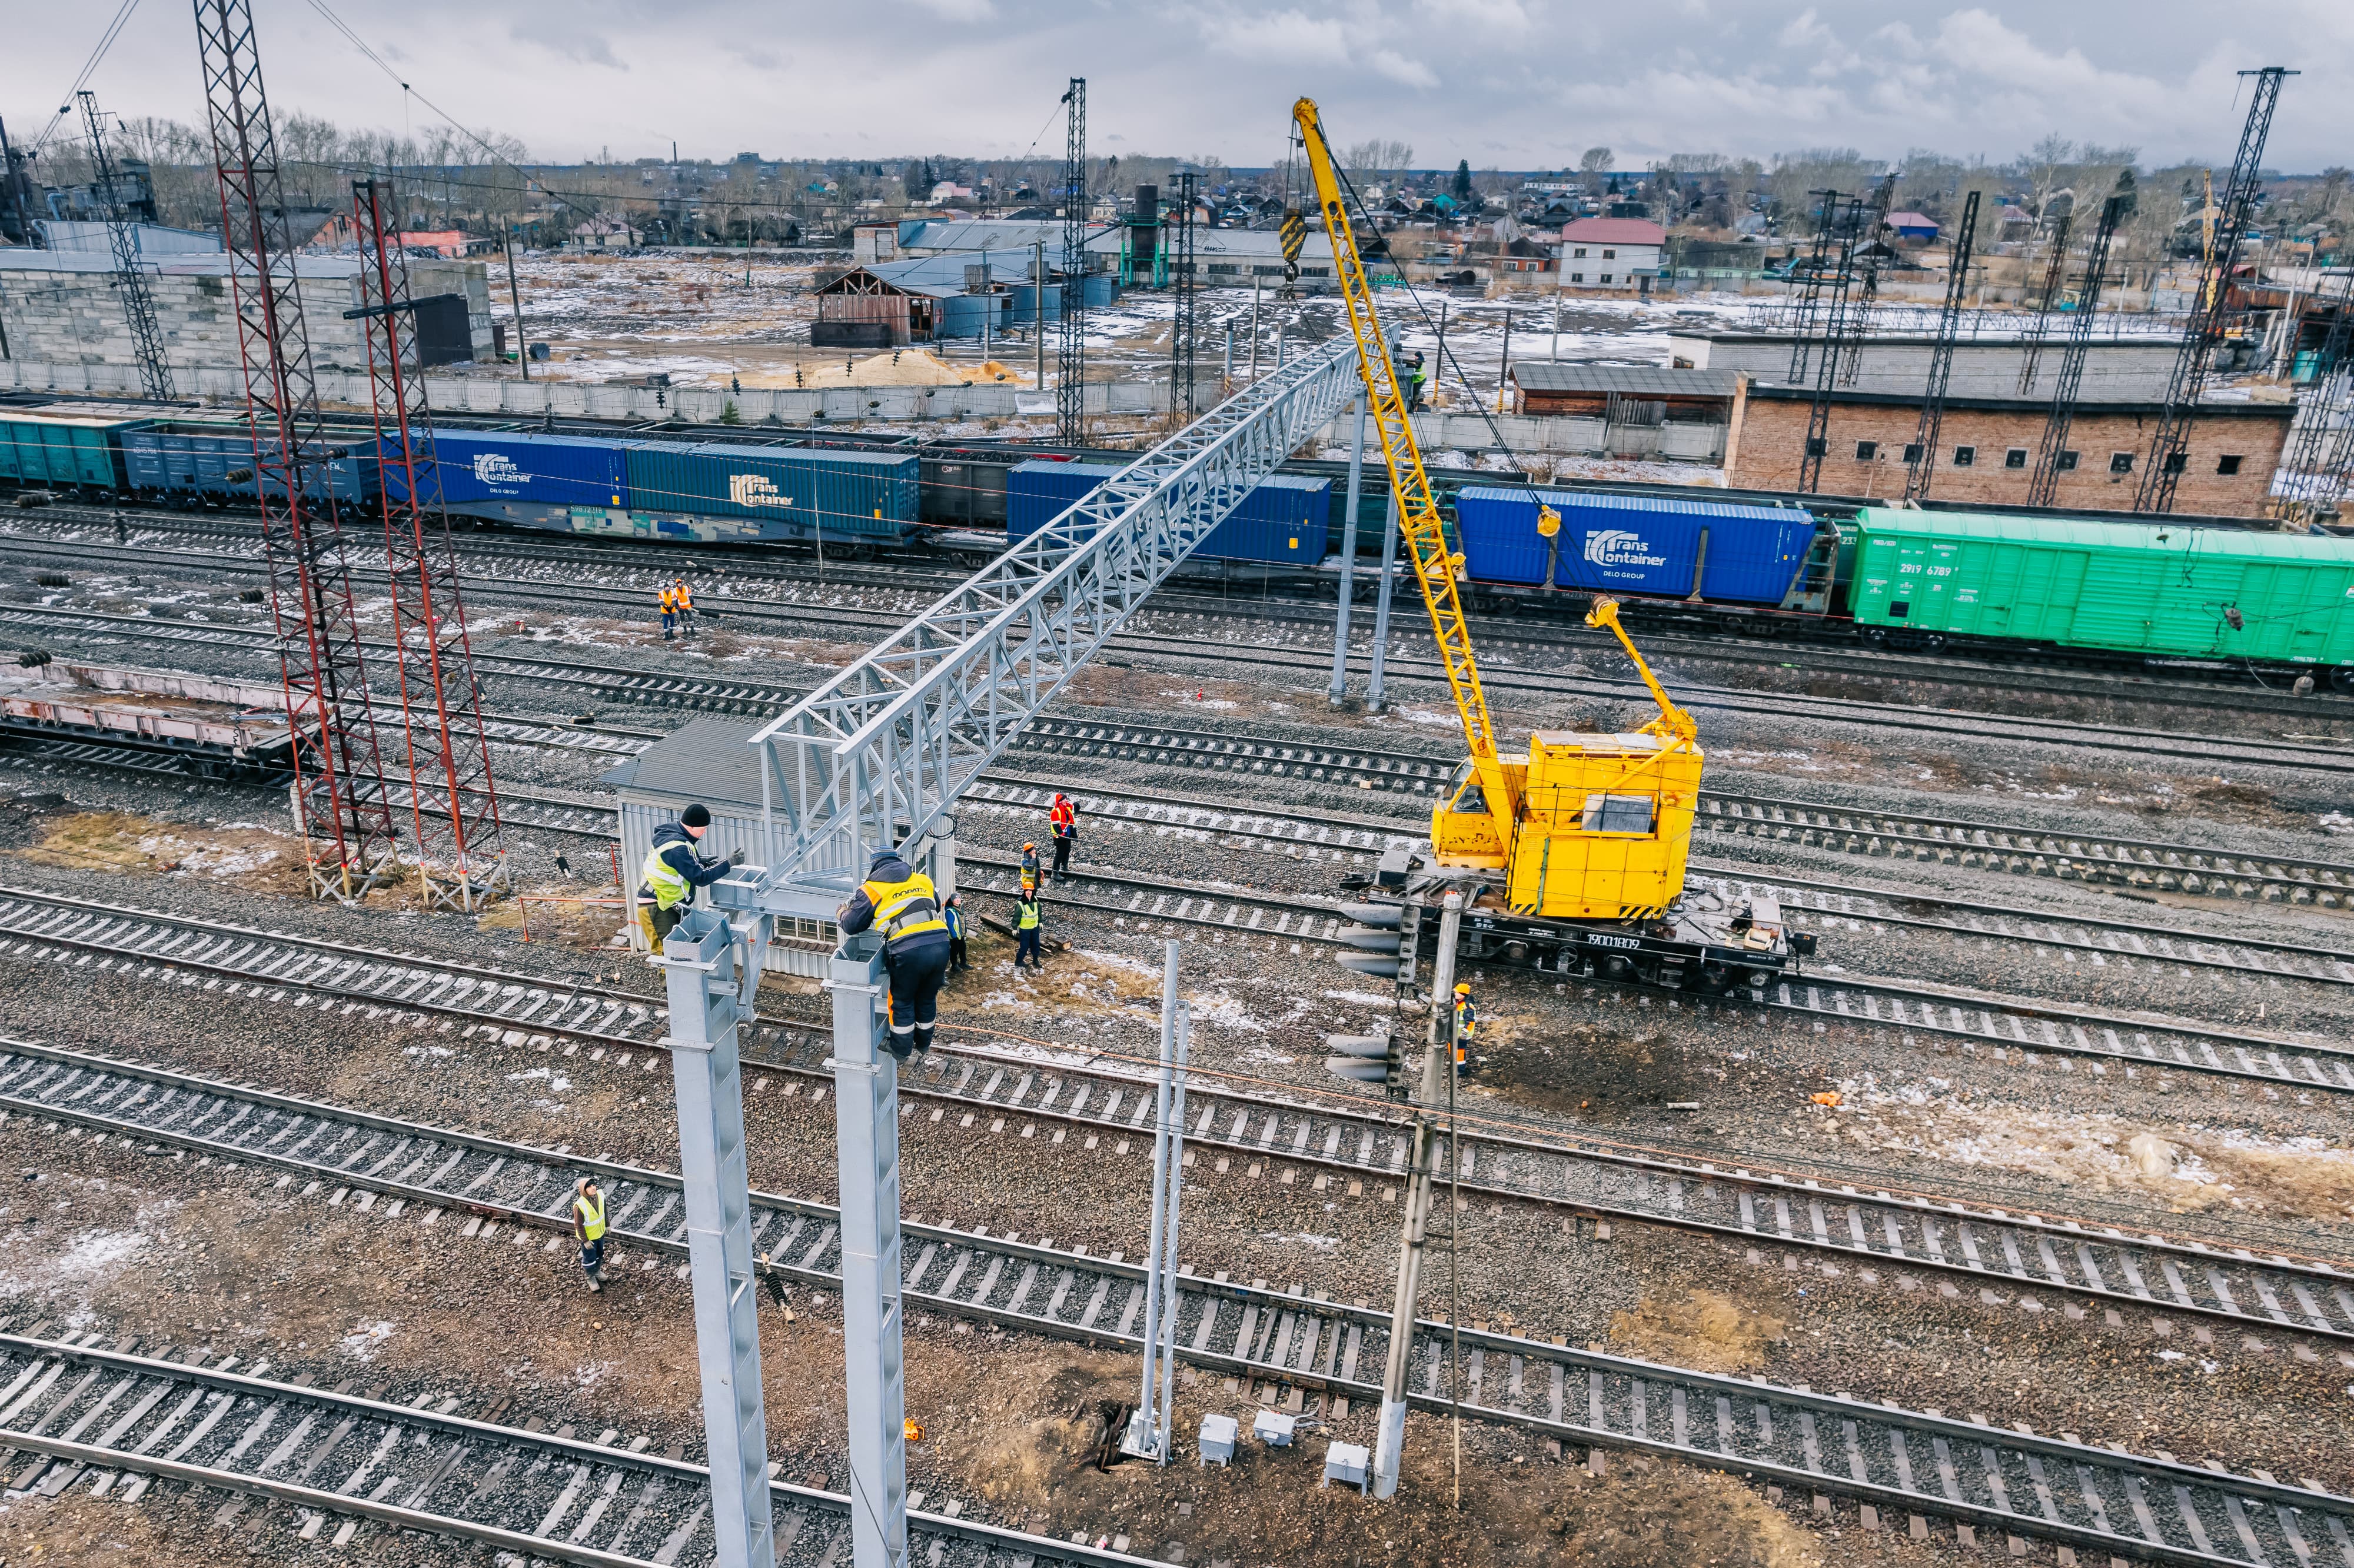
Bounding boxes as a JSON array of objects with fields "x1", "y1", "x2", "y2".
[{"x1": 340, "y1": 1320, "x2": 396, "y2": 1361}]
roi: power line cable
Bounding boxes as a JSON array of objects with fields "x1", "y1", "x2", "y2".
[{"x1": 31, "y1": 0, "x2": 144, "y2": 157}]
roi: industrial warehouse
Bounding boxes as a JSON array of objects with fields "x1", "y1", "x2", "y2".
[{"x1": 1, "y1": 8, "x2": 2353, "y2": 1568}]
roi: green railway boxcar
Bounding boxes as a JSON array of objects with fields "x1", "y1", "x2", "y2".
[
  {"x1": 0, "y1": 410, "x2": 148, "y2": 492},
  {"x1": 1847, "y1": 509, "x2": 2354, "y2": 670}
]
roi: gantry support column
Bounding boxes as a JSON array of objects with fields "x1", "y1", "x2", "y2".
[
  {"x1": 830, "y1": 931, "x2": 907, "y2": 1568},
  {"x1": 657, "y1": 906, "x2": 776, "y2": 1568}
]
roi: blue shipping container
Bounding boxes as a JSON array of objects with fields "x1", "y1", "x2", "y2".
[
  {"x1": 1006, "y1": 460, "x2": 1328, "y2": 565},
  {"x1": 1455, "y1": 487, "x2": 1815, "y2": 602},
  {"x1": 393, "y1": 431, "x2": 629, "y2": 512},
  {"x1": 1201, "y1": 473, "x2": 1330, "y2": 565},
  {"x1": 623, "y1": 442, "x2": 919, "y2": 541},
  {"x1": 1006, "y1": 460, "x2": 1122, "y2": 541}
]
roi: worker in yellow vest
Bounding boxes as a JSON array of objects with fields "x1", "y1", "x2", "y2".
[
  {"x1": 639, "y1": 803, "x2": 739, "y2": 947},
  {"x1": 1014, "y1": 887, "x2": 1045, "y2": 970},
  {"x1": 572, "y1": 1176, "x2": 609, "y2": 1292},
  {"x1": 657, "y1": 583, "x2": 679, "y2": 641},
  {"x1": 836, "y1": 843, "x2": 953, "y2": 1060},
  {"x1": 1452, "y1": 981, "x2": 1477, "y2": 1077}
]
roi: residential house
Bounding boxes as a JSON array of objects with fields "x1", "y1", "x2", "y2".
[
  {"x1": 1558, "y1": 217, "x2": 1665, "y2": 292},
  {"x1": 1886, "y1": 211, "x2": 1940, "y2": 241}
]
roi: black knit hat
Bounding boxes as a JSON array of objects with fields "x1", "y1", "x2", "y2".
[{"x1": 680, "y1": 803, "x2": 712, "y2": 828}]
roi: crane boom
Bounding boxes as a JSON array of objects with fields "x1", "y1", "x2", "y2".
[{"x1": 1293, "y1": 98, "x2": 1517, "y2": 834}]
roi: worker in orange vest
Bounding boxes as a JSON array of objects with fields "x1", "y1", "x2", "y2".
[
  {"x1": 672, "y1": 577, "x2": 697, "y2": 639},
  {"x1": 657, "y1": 583, "x2": 679, "y2": 641},
  {"x1": 1048, "y1": 793, "x2": 1078, "y2": 883}
]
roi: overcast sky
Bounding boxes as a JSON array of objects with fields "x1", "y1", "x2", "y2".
[{"x1": 6, "y1": 1, "x2": 2351, "y2": 173}]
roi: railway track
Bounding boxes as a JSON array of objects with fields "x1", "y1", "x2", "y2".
[
  {"x1": 0, "y1": 1320, "x2": 1156, "y2": 1568},
  {"x1": 23, "y1": 500, "x2": 2354, "y2": 721},
  {"x1": 3, "y1": 891, "x2": 2350, "y2": 1341},
  {"x1": 10, "y1": 597, "x2": 2353, "y2": 911},
  {"x1": 11, "y1": 532, "x2": 2354, "y2": 774},
  {"x1": 3, "y1": 1035, "x2": 2351, "y2": 1568}
]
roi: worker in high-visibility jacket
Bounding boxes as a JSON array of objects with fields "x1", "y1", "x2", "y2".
[
  {"x1": 1013, "y1": 887, "x2": 1045, "y2": 970},
  {"x1": 836, "y1": 844, "x2": 953, "y2": 1060},
  {"x1": 571, "y1": 1176, "x2": 609, "y2": 1292},
  {"x1": 1048, "y1": 793, "x2": 1078, "y2": 883},
  {"x1": 1452, "y1": 982, "x2": 1477, "y2": 1076},
  {"x1": 944, "y1": 894, "x2": 969, "y2": 974},
  {"x1": 672, "y1": 577, "x2": 697, "y2": 639},
  {"x1": 638, "y1": 803, "x2": 738, "y2": 948},
  {"x1": 657, "y1": 583, "x2": 680, "y2": 641}
]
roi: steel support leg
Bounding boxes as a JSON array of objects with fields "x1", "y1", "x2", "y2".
[
  {"x1": 1329, "y1": 393, "x2": 1367, "y2": 706},
  {"x1": 830, "y1": 933, "x2": 907, "y2": 1568},
  {"x1": 659, "y1": 908, "x2": 776, "y2": 1568},
  {"x1": 1371, "y1": 893, "x2": 1461, "y2": 1500},
  {"x1": 1366, "y1": 488, "x2": 1401, "y2": 714}
]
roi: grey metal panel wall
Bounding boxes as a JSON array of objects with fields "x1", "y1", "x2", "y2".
[{"x1": 615, "y1": 792, "x2": 830, "y2": 971}]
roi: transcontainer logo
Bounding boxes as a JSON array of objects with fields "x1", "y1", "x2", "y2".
[
  {"x1": 1585, "y1": 528, "x2": 1667, "y2": 568},
  {"x1": 730, "y1": 473, "x2": 793, "y2": 509},
  {"x1": 473, "y1": 454, "x2": 525, "y2": 485}
]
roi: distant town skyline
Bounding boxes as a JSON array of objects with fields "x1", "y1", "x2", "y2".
[{"x1": 6, "y1": 1, "x2": 2350, "y2": 175}]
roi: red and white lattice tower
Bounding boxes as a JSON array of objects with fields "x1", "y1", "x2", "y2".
[
  {"x1": 194, "y1": 0, "x2": 398, "y2": 900},
  {"x1": 351, "y1": 177, "x2": 507, "y2": 910}
]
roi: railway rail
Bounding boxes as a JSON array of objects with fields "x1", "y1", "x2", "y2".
[
  {"x1": 0, "y1": 1318, "x2": 1158, "y2": 1568},
  {"x1": 20, "y1": 500, "x2": 2354, "y2": 721},
  {"x1": 2, "y1": 891, "x2": 2350, "y2": 1339},
  {"x1": 9, "y1": 531, "x2": 2354, "y2": 774},
  {"x1": 9, "y1": 595, "x2": 2354, "y2": 911},
  {"x1": 2, "y1": 1035, "x2": 2351, "y2": 1567}
]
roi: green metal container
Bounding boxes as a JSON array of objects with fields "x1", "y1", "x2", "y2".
[
  {"x1": 0, "y1": 410, "x2": 146, "y2": 490},
  {"x1": 1848, "y1": 508, "x2": 2354, "y2": 666}
]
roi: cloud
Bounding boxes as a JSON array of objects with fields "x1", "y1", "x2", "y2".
[
  {"x1": 1196, "y1": 6, "x2": 1352, "y2": 63},
  {"x1": 1777, "y1": 7, "x2": 1827, "y2": 47},
  {"x1": 902, "y1": 0, "x2": 996, "y2": 18},
  {"x1": 507, "y1": 21, "x2": 624, "y2": 69},
  {"x1": 1371, "y1": 49, "x2": 1439, "y2": 89},
  {"x1": 1415, "y1": 0, "x2": 1531, "y2": 29}
]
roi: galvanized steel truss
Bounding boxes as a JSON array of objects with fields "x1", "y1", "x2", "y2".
[
  {"x1": 1784, "y1": 190, "x2": 1850, "y2": 384},
  {"x1": 1797, "y1": 194, "x2": 1863, "y2": 495},
  {"x1": 2028, "y1": 197, "x2": 2126, "y2": 510},
  {"x1": 2014, "y1": 209, "x2": 2073, "y2": 396},
  {"x1": 2272, "y1": 266, "x2": 2354, "y2": 521},
  {"x1": 1900, "y1": 189, "x2": 1981, "y2": 503},
  {"x1": 77, "y1": 91, "x2": 175, "y2": 403},
  {"x1": 2136, "y1": 66, "x2": 2293, "y2": 514},
  {"x1": 1057, "y1": 78, "x2": 1088, "y2": 445},
  {"x1": 194, "y1": 0, "x2": 398, "y2": 898},
  {"x1": 1836, "y1": 172, "x2": 1897, "y2": 388},
  {"x1": 745, "y1": 339, "x2": 1358, "y2": 907},
  {"x1": 351, "y1": 177, "x2": 507, "y2": 910}
]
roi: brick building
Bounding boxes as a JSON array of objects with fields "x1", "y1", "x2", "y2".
[{"x1": 1726, "y1": 385, "x2": 2294, "y2": 517}]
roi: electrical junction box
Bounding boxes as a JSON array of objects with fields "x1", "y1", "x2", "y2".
[
  {"x1": 1253, "y1": 1410, "x2": 1297, "y2": 1448},
  {"x1": 1198, "y1": 1413, "x2": 1238, "y2": 1467},
  {"x1": 1324, "y1": 1440, "x2": 1371, "y2": 1492}
]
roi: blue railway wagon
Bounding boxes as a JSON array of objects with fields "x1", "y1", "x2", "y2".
[
  {"x1": 1454, "y1": 487, "x2": 1815, "y2": 601},
  {"x1": 620, "y1": 443, "x2": 919, "y2": 542},
  {"x1": 394, "y1": 431, "x2": 630, "y2": 522},
  {"x1": 0, "y1": 411, "x2": 147, "y2": 490},
  {"x1": 119, "y1": 421, "x2": 379, "y2": 505},
  {"x1": 1004, "y1": 460, "x2": 1330, "y2": 565}
]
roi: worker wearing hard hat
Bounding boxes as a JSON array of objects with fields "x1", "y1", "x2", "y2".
[
  {"x1": 572, "y1": 1176, "x2": 609, "y2": 1293},
  {"x1": 672, "y1": 577, "x2": 697, "y2": 639},
  {"x1": 657, "y1": 582, "x2": 679, "y2": 641},
  {"x1": 836, "y1": 843, "x2": 953, "y2": 1060},
  {"x1": 1451, "y1": 982, "x2": 1477, "y2": 1076},
  {"x1": 1048, "y1": 793, "x2": 1078, "y2": 883}
]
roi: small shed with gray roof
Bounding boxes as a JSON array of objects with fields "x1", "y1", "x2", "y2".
[{"x1": 1508, "y1": 363, "x2": 1740, "y2": 420}]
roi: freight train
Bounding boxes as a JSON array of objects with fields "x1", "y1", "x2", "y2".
[{"x1": 6, "y1": 400, "x2": 2352, "y2": 686}]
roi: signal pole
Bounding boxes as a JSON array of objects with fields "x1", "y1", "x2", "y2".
[{"x1": 1371, "y1": 891, "x2": 1462, "y2": 1499}]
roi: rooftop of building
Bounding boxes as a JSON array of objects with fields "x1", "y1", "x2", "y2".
[
  {"x1": 1510, "y1": 363, "x2": 1740, "y2": 397},
  {"x1": 1560, "y1": 217, "x2": 1665, "y2": 245},
  {"x1": 1741, "y1": 382, "x2": 2291, "y2": 415}
]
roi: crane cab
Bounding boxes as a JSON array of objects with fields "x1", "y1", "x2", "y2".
[
  {"x1": 1430, "y1": 756, "x2": 1520, "y2": 867},
  {"x1": 1503, "y1": 730, "x2": 1703, "y2": 920}
]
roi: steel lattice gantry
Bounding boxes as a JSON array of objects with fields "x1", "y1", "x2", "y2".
[
  {"x1": 1795, "y1": 192, "x2": 1860, "y2": 495},
  {"x1": 2028, "y1": 195, "x2": 2127, "y2": 510},
  {"x1": 350, "y1": 177, "x2": 507, "y2": 910},
  {"x1": 1901, "y1": 189, "x2": 1982, "y2": 502},
  {"x1": 1057, "y1": 78, "x2": 1088, "y2": 445},
  {"x1": 676, "y1": 339, "x2": 1361, "y2": 1568},
  {"x1": 194, "y1": 0, "x2": 399, "y2": 900},
  {"x1": 77, "y1": 91, "x2": 175, "y2": 402},
  {"x1": 2273, "y1": 266, "x2": 2354, "y2": 522},
  {"x1": 2015, "y1": 209, "x2": 2074, "y2": 395},
  {"x1": 2136, "y1": 66, "x2": 2295, "y2": 513},
  {"x1": 1170, "y1": 171, "x2": 1200, "y2": 420}
]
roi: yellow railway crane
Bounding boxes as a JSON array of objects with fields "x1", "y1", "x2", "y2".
[{"x1": 1295, "y1": 98, "x2": 1811, "y2": 1043}]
